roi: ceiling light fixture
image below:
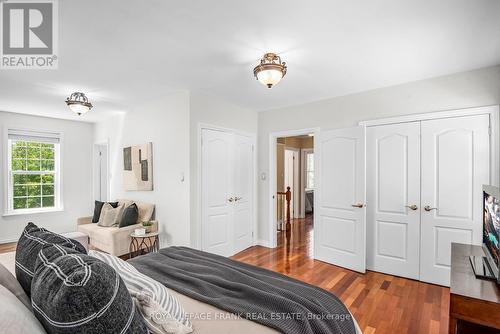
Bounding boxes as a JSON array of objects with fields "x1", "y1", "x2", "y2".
[
  {"x1": 65, "y1": 92, "x2": 93, "y2": 115},
  {"x1": 253, "y1": 53, "x2": 287, "y2": 88}
]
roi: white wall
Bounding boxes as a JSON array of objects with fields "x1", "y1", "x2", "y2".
[
  {"x1": 94, "y1": 91, "x2": 191, "y2": 247},
  {"x1": 0, "y1": 111, "x2": 93, "y2": 243},
  {"x1": 93, "y1": 90, "x2": 257, "y2": 249},
  {"x1": 257, "y1": 65, "x2": 500, "y2": 244},
  {"x1": 189, "y1": 91, "x2": 258, "y2": 248}
]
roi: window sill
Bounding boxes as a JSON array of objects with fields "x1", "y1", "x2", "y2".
[{"x1": 3, "y1": 207, "x2": 64, "y2": 217}]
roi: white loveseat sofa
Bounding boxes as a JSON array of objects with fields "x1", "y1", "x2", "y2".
[{"x1": 77, "y1": 199, "x2": 155, "y2": 256}]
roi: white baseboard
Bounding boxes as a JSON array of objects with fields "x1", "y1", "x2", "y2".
[
  {"x1": 255, "y1": 239, "x2": 272, "y2": 248},
  {"x1": 0, "y1": 237, "x2": 18, "y2": 244}
]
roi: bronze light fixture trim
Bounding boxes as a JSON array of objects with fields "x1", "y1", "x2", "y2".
[
  {"x1": 253, "y1": 53, "x2": 287, "y2": 88},
  {"x1": 65, "y1": 92, "x2": 93, "y2": 115}
]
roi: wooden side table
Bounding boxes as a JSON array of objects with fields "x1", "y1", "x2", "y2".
[
  {"x1": 129, "y1": 232, "x2": 159, "y2": 259},
  {"x1": 449, "y1": 243, "x2": 500, "y2": 333}
]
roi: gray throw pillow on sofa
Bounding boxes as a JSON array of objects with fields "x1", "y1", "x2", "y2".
[
  {"x1": 119, "y1": 203, "x2": 139, "y2": 228},
  {"x1": 31, "y1": 243, "x2": 148, "y2": 334},
  {"x1": 15, "y1": 222, "x2": 87, "y2": 296}
]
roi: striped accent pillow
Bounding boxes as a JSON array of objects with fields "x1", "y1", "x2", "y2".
[
  {"x1": 32, "y1": 244, "x2": 148, "y2": 334},
  {"x1": 89, "y1": 250, "x2": 193, "y2": 334}
]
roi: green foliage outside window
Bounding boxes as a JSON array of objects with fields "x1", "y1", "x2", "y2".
[{"x1": 11, "y1": 141, "x2": 56, "y2": 210}]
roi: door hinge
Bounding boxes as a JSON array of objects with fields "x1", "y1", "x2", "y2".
[{"x1": 488, "y1": 126, "x2": 492, "y2": 136}]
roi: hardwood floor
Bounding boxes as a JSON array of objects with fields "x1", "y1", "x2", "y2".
[
  {"x1": 1, "y1": 217, "x2": 449, "y2": 333},
  {"x1": 0, "y1": 242, "x2": 16, "y2": 253},
  {"x1": 232, "y1": 215, "x2": 450, "y2": 334}
]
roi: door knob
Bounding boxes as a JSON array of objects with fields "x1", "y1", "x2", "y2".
[
  {"x1": 405, "y1": 204, "x2": 418, "y2": 211},
  {"x1": 424, "y1": 205, "x2": 437, "y2": 211},
  {"x1": 228, "y1": 197, "x2": 234, "y2": 202},
  {"x1": 351, "y1": 203, "x2": 365, "y2": 208},
  {"x1": 235, "y1": 197, "x2": 242, "y2": 201}
]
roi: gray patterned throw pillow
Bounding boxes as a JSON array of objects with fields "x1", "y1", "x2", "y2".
[
  {"x1": 15, "y1": 222, "x2": 87, "y2": 296},
  {"x1": 31, "y1": 244, "x2": 148, "y2": 334}
]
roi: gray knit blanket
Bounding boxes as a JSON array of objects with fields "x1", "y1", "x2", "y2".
[{"x1": 129, "y1": 247, "x2": 355, "y2": 334}]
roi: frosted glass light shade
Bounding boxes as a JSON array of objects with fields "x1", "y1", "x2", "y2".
[
  {"x1": 256, "y1": 69, "x2": 284, "y2": 88},
  {"x1": 68, "y1": 103, "x2": 91, "y2": 115}
]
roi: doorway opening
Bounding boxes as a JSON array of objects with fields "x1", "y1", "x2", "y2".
[{"x1": 276, "y1": 134, "x2": 315, "y2": 252}]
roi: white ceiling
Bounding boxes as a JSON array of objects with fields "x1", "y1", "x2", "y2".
[{"x1": 1, "y1": 0, "x2": 499, "y2": 122}]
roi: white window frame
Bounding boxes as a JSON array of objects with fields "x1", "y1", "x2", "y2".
[{"x1": 4, "y1": 128, "x2": 63, "y2": 216}]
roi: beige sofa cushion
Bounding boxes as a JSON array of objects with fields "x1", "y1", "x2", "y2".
[
  {"x1": 118, "y1": 199, "x2": 134, "y2": 208},
  {"x1": 78, "y1": 199, "x2": 155, "y2": 256},
  {"x1": 97, "y1": 203, "x2": 125, "y2": 227},
  {"x1": 117, "y1": 199, "x2": 154, "y2": 223},
  {"x1": 78, "y1": 223, "x2": 141, "y2": 256}
]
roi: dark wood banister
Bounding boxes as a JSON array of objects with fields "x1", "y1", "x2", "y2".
[{"x1": 277, "y1": 186, "x2": 292, "y2": 232}]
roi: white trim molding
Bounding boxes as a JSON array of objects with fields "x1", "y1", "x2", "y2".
[
  {"x1": 196, "y1": 123, "x2": 258, "y2": 253},
  {"x1": 359, "y1": 105, "x2": 499, "y2": 188},
  {"x1": 3, "y1": 126, "x2": 64, "y2": 216},
  {"x1": 92, "y1": 140, "x2": 110, "y2": 202},
  {"x1": 268, "y1": 127, "x2": 320, "y2": 248},
  {"x1": 359, "y1": 105, "x2": 498, "y2": 127},
  {"x1": 301, "y1": 148, "x2": 314, "y2": 218},
  {"x1": 256, "y1": 239, "x2": 272, "y2": 248}
]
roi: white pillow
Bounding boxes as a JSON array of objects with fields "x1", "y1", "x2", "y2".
[
  {"x1": 97, "y1": 203, "x2": 124, "y2": 227},
  {"x1": 89, "y1": 250, "x2": 192, "y2": 334}
]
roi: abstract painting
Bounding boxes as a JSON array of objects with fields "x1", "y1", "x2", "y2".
[{"x1": 123, "y1": 142, "x2": 153, "y2": 191}]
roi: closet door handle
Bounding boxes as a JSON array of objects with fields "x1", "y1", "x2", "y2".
[
  {"x1": 405, "y1": 204, "x2": 418, "y2": 211},
  {"x1": 351, "y1": 203, "x2": 365, "y2": 208},
  {"x1": 235, "y1": 197, "x2": 242, "y2": 201},
  {"x1": 228, "y1": 197, "x2": 235, "y2": 202},
  {"x1": 424, "y1": 205, "x2": 437, "y2": 212}
]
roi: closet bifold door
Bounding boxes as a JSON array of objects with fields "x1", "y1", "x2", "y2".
[
  {"x1": 420, "y1": 114, "x2": 490, "y2": 286},
  {"x1": 201, "y1": 129, "x2": 235, "y2": 257},
  {"x1": 366, "y1": 122, "x2": 421, "y2": 279}
]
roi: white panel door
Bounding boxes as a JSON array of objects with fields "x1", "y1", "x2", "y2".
[
  {"x1": 367, "y1": 122, "x2": 421, "y2": 279},
  {"x1": 420, "y1": 115, "x2": 490, "y2": 286},
  {"x1": 233, "y1": 134, "x2": 254, "y2": 254},
  {"x1": 201, "y1": 129, "x2": 234, "y2": 256},
  {"x1": 315, "y1": 127, "x2": 366, "y2": 273}
]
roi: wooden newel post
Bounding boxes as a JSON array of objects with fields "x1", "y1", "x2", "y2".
[{"x1": 285, "y1": 186, "x2": 291, "y2": 232}]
